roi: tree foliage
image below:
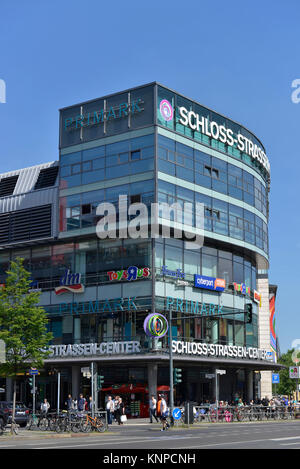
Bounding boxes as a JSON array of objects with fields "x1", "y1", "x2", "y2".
[
  {"x1": 0, "y1": 257, "x2": 52, "y2": 376},
  {"x1": 275, "y1": 349, "x2": 298, "y2": 396}
]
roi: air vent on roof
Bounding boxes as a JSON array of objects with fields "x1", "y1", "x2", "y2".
[
  {"x1": 0, "y1": 204, "x2": 52, "y2": 245},
  {"x1": 34, "y1": 166, "x2": 58, "y2": 190},
  {"x1": 0, "y1": 175, "x2": 19, "y2": 197}
]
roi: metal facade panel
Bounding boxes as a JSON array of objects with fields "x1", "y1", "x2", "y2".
[{"x1": 0, "y1": 161, "x2": 58, "y2": 196}]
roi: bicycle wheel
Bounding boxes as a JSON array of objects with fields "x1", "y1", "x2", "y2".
[
  {"x1": 48, "y1": 416, "x2": 58, "y2": 431},
  {"x1": 38, "y1": 417, "x2": 49, "y2": 431},
  {"x1": 81, "y1": 420, "x2": 92, "y2": 433},
  {"x1": 0, "y1": 418, "x2": 5, "y2": 435},
  {"x1": 95, "y1": 418, "x2": 106, "y2": 432}
]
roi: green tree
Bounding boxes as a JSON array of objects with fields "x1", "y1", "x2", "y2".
[
  {"x1": 274, "y1": 349, "x2": 297, "y2": 397},
  {"x1": 0, "y1": 258, "x2": 52, "y2": 434}
]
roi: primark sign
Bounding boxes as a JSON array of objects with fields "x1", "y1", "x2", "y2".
[
  {"x1": 64, "y1": 98, "x2": 144, "y2": 131},
  {"x1": 172, "y1": 340, "x2": 268, "y2": 361}
]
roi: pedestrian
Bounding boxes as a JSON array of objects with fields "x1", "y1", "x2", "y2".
[
  {"x1": 106, "y1": 395, "x2": 114, "y2": 425},
  {"x1": 84, "y1": 397, "x2": 89, "y2": 411},
  {"x1": 149, "y1": 395, "x2": 159, "y2": 423},
  {"x1": 114, "y1": 396, "x2": 125, "y2": 425},
  {"x1": 89, "y1": 396, "x2": 93, "y2": 412},
  {"x1": 40, "y1": 398, "x2": 50, "y2": 415},
  {"x1": 78, "y1": 393, "x2": 86, "y2": 412},
  {"x1": 118, "y1": 397, "x2": 125, "y2": 424},
  {"x1": 65, "y1": 394, "x2": 74, "y2": 411},
  {"x1": 158, "y1": 394, "x2": 170, "y2": 431}
]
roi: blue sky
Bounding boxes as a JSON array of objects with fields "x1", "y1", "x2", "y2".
[{"x1": 0, "y1": 0, "x2": 299, "y2": 353}]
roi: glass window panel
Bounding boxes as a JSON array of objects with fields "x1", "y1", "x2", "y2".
[
  {"x1": 177, "y1": 186, "x2": 194, "y2": 203},
  {"x1": 60, "y1": 166, "x2": 71, "y2": 177},
  {"x1": 235, "y1": 323, "x2": 245, "y2": 346},
  {"x1": 82, "y1": 161, "x2": 92, "y2": 172},
  {"x1": 228, "y1": 185, "x2": 243, "y2": 199},
  {"x1": 130, "y1": 159, "x2": 154, "y2": 173},
  {"x1": 93, "y1": 158, "x2": 105, "y2": 169},
  {"x1": 218, "y1": 257, "x2": 232, "y2": 284},
  {"x1": 106, "y1": 140, "x2": 129, "y2": 155},
  {"x1": 106, "y1": 184, "x2": 129, "y2": 201},
  {"x1": 71, "y1": 163, "x2": 81, "y2": 174},
  {"x1": 60, "y1": 152, "x2": 81, "y2": 166},
  {"x1": 233, "y1": 261, "x2": 244, "y2": 283},
  {"x1": 82, "y1": 169, "x2": 105, "y2": 184},
  {"x1": 106, "y1": 164, "x2": 130, "y2": 179},
  {"x1": 176, "y1": 166, "x2": 194, "y2": 182},
  {"x1": 82, "y1": 146, "x2": 105, "y2": 160},
  {"x1": 184, "y1": 250, "x2": 200, "y2": 274},
  {"x1": 158, "y1": 159, "x2": 176, "y2": 176},
  {"x1": 106, "y1": 155, "x2": 119, "y2": 167},
  {"x1": 131, "y1": 134, "x2": 154, "y2": 150},
  {"x1": 130, "y1": 180, "x2": 153, "y2": 195},
  {"x1": 157, "y1": 135, "x2": 175, "y2": 151},
  {"x1": 82, "y1": 189, "x2": 105, "y2": 206},
  {"x1": 141, "y1": 147, "x2": 154, "y2": 159},
  {"x1": 60, "y1": 174, "x2": 81, "y2": 188},
  {"x1": 165, "y1": 245, "x2": 183, "y2": 271},
  {"x1": 202, "y1": 253, "x2": 217, "y2": 277},
  {"x1": 194, "y1": 150, "x2": 210, "y2": 165},
  {"x1": 195, "y1": 173, "x2": 211, "y2": 188}
]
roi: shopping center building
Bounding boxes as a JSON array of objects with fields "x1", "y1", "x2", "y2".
[{"x1": 0, "y1": 83, "x2": 281, "y2": 414}]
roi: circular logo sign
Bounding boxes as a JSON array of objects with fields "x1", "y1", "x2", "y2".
[
  {"x1": 159, "y1": 99, "x2": 173, "y2": 121},
  {"x1": 143, "y1": 313, "x2": 169, "y2": 338}
]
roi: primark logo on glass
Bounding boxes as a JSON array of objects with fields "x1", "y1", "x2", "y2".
[
  {"x1": 178, "y1": 106, "x2": 270, "y2": 174},
  {"x1": 64, "y1": 98, "x2": 144, "y2": 131},
  {"x1": 194, "y1": 274, "x2": 226, "y2": 292}
]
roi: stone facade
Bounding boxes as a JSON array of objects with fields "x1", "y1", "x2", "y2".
[{"x1": 257, "y1": 277, "x2": 272, "y2": 399}]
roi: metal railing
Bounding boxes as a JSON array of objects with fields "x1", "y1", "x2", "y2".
[{"x1": 173, "y1": 405, "x2": 299, "y2": 425}]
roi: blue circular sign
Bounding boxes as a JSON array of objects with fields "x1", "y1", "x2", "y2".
[{"x1": 172, "y1": 408, "x2": 182, "y2": 420}]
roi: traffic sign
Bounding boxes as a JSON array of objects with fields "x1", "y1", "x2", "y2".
[
  {"x1": 289, "y1": 366, "x2": 300, "y2": 379},
  {"x1": 29, "y1": 368, "x2": 39, "y2": 376},
  {"x1": 172, "y1": 408, "x2": 182, "y2": 420},
  {"x1": 272, "y1": 373, "x2": 280, "y2": 384},
  {"x1": 216, "y1": 369, "x2": 226, "y2": 375},
  {"x1": 205, "y1": 374, "x2": 215, "y2": 379}
]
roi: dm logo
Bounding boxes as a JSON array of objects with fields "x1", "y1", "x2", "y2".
[
  {"x1": 143, "y1": 313, "x2": 169, "y2": 338},
  {"x1": 55, "y1": 269, "x2": 85, "y2": 295},
  {"x1": 159, "y1": 99, "x2": 173, "y2": 121}
]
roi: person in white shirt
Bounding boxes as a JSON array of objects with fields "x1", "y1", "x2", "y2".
[
  {"x1": 40, "y1": 398, "x2": 50, "y2": 415},
  {"x1": 106, "y1": 395, "x2": 114, "y2": 425},
  {"x1": 149, "y1": 395, "x2": 159, "y2": 423},
  {"x1": 159, "y1": 394, "x2": 170, "y2": 431}
]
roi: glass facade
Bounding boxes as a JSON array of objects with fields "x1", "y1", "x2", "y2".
[
  {"x1": 158, "y1": 179, "x2": 268, "y2": 254},
  {"x1": 60, "y1": 134, "x2": 154, "y2": 189},
  {"x1": 157, "y1": 134, "x2": 267, "y2": 216},
  {"x1": 157, "y1": 85, "x2": 269, "y2": 183}
]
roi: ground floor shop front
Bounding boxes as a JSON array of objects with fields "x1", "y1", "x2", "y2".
[{"x1": 1, "y1": 352, "x2": 281, "y2": 418}]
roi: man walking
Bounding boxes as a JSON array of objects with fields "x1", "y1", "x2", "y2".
[
  {"x1": 77, "y1": 393, "x2": 86, "y2": 412},
  {"x1": 149, "y1": 395, "x2": 159, "y2": 423},
  {"x1": 158, "y1": 394, "x2": 170, "y2": 431},
  {"x1": 106, "y1": 395, "x2": 114, "y2": 425}
]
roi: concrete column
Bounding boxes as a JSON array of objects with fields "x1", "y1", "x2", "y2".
[
  {"x1": 72, "y1": 365, "x2": 81, "y2": 400},
  {"x1": 257, "y1": 277, "x2": 272, "y2": 399},
  {"x1": 246, "y1": 370, "x2": 254, "y2": 403},
  {"x1": 5, "y1": 377, "x2": 13, "y2": 401},
  {"x1": 147, "y1": 363, "x2": 158, "y2": 400}
]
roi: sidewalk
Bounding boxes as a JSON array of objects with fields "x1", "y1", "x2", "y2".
[{"x1": 0, "y1": 419, "x2": 157, "y2": 440}]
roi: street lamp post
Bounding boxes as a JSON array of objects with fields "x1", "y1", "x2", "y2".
[
  {"x1": 57, "y1": 370, "x2": 61, "y2": 416},
  {"x1": 169, "y1": 308, "x2": 174, "y2": 425}
]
